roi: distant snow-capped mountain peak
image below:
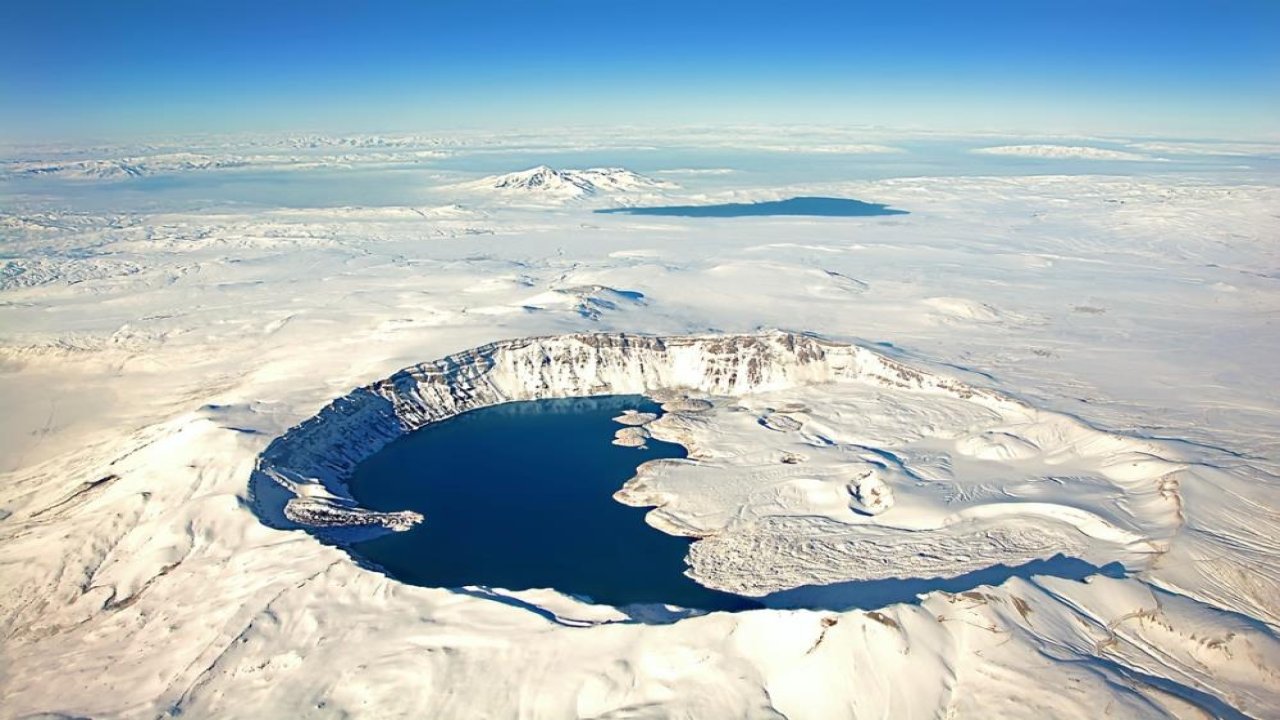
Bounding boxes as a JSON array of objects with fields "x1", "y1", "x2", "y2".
[
  {"x1": 489, "y1": 165, "x2": 591, "y2": 193},
  {"x1": 465, "y1": 166, "x2": 675, "y2": 200}
]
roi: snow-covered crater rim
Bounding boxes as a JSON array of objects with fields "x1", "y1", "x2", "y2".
[{"x1": 250, "y1": 330, "x2": 1001, "y2": 533}]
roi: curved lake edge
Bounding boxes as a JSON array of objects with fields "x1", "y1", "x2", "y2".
[
  {"x1": 342, "y1": 395, "x2": 761, "y2": 612},
  {"x1": 249, "y1": 332, "x2": 1132, "y2": 622}
]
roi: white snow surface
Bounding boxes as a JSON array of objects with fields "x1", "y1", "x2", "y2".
[{"x1": 2, "y1": 132, "x2": 1279, "y2": 719}]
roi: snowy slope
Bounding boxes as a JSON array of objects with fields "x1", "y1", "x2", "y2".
[{"x1": 1, "y1": 134, "x2": 1278, "y2": 719}]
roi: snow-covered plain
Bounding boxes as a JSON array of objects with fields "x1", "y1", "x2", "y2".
[{"x1": 1, "y1": 129, "x2": 1279, "y2": 718}]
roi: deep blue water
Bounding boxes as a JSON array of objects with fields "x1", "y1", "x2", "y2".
[
  {"x1": 346, "y1": 396, "x2": 759, "y2": 611},
  {"x1": 595, "y1": 196, "x2": 908, "y2": 218}
]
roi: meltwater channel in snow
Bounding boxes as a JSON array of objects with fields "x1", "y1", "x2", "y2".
[{"x1": 345, "y1": 395, "x2": 760, "y2": 611}]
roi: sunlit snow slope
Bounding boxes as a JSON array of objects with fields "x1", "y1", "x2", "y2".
[{"x1": 1, "y1": 131, "x2": 1279, "y2": 719}]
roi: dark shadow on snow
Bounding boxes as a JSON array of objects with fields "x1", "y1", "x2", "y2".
[{"x1": 761, "y1": 554, "x2": 1127, "y2": 611}]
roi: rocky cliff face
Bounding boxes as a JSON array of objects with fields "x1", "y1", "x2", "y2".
[{"x1": 254, "y1": 331, "x2": 1011, "y2": 531}]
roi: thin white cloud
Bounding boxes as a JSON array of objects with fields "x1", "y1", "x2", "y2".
[
  {"x1": 972, "y1": 144, "x2": 1165, "y2": 162},
  {"x1": 1126, "y1": 141, "x2": 1280, "y2": 158},
  {"x1": 654, "y1": 168, "x2": 736, "y2": 176}
]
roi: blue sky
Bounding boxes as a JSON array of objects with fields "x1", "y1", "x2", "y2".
[{"x1": 2, "y1": 0, "x2": 1277, "y2": 141}]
